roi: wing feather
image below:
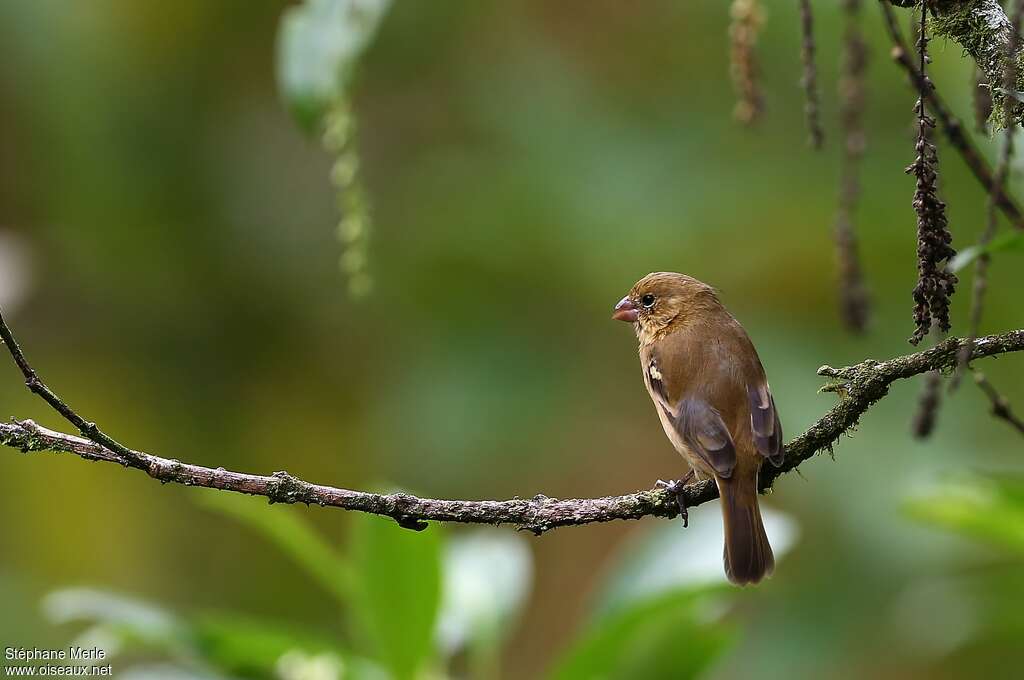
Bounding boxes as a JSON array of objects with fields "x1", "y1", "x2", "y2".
[
  {"x1": 645, "y1": 352, "x2": 738, "y2": 478},
  {"x1": 747, "y1": 382, "x2": 784, "y2": 467},
  {"x1": 676, "y1": 398, "x2": 737, "y2": 478}
]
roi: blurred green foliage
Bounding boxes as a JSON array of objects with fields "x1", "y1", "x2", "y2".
[
  {"x1": 2, "y1": 0, "x2": 1024, "y2": 678},
  {"x1": 906, "y1": 474, "x2": 1024, "y2": 554},
  {"x1": 348, "y1": 510, "x2": 441, "y2": 679},
  {"x1": 951, "y1": 230, "x2": 1024, "y2": 272},
  {"x1": 902, "y1": 475, "x2": 1024, "y2": 676},
  {"x1": 549, "y1": 588, "x2": 733, "y2": 680},
  {"x1": 278, "y1": 0, "x2": 382, "y2": 296},
  {"x1": 40, "y1": 495, "x2": 736, "y2": 679}
]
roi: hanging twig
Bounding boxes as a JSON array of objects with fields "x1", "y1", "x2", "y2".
[
  {"x1": 911, "y1": 368, "x2": 942, "y2": 438},
  {"x1": 798, "y1": 0, "x2": 824, "y2": 148},
  {"x1": 835, "y1": 0, "x2": 870, "y2": 333},
  {"x1": 906, "y1": 1, "x2": 957, "y2": 346},
  {"x1": 730, "y1": 0, "x2": 765, "y2": 125}
]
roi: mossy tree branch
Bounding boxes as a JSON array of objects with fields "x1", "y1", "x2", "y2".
[
  {"x1": 888, "y1": 0, "x2": 1023, "y2": 128},
  {"x1": 2, "y1": 302, "x2": 1022, "y2": 533}
]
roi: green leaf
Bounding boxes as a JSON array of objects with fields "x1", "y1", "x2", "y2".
[
  {"x1": 276, "y1": 0, "x2": 392, "y2": 131},
  {"x1": 949, "y1": 231, "x2": 1024, "y2": 272},
  {"x1": 905, "y1": 475, "x2": 1024, "y2": 553},
  {"x1": 192, "y1": 612, "x2": 341, "y2": 677},
  {"x1": 349, "y1": 511, "x2": 443, "y2": 680},
  {"x1": 192, "y1": 612, "x2": 386, "y2": 680},
  {"x1": 42, "y1": 588, "x2": 386, "y2": 680},
  {"x1": 42, "y1": 588, "x2": 189, "y2": 654},
  {"x1": 436, "y1": 530, "x2": 532, "y2": 672},
  {"x1": 548, "y1": 587, "x2": 735, "y2": 680},
  {"x1": 195, "y1": 491, "x2": 355, "y2": 604}
]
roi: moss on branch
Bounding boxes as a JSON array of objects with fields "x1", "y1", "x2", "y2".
[{"x1": 891, "y1": 0, "x2": 1023, "y2": 128}]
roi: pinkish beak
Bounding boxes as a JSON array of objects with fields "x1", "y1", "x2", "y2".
[{"x1": 612, "y1": 296, "x2": 639, "y2": 323}]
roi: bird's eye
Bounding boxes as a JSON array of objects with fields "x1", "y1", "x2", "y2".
[{"x1": 641, "y1": 294, "x2": 656, "y2": 309}]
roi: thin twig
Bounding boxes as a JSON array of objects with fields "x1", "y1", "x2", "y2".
[
  {"x1": 798, "y1": 0, "x2": 824, "y2": 148},
  {"x1": 0, "y1": 419, "x2": 687, "y2": 534},
  {"x1": 879, "y1": 1, "x2": 1024, "y2": 232},
  {"x1": 911, "y1": 369, "x2": 942, "y2": 438},
  {"x1": 0, "y1": 313, "x2": 147, "y2": 469},
  {"x1": 953, "y1": 0, "x2": 1024, "y2": 390},
  {"x1": 973, "y1": 370, "x2": 1024, "y2": 435},
  {"x1": 3, "y1": 310, "x2": 1022, "y2": 532}
]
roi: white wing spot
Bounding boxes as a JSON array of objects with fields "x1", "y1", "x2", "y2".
[{"x1": 649, "y1": 361, "x2": 663, "y2": 382}]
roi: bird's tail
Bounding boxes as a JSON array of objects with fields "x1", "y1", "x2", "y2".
[{"x1": 717, "y1": 472, "x2": 774, "y2": 586}]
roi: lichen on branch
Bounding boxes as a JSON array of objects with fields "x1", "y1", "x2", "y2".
[
  {"x1": 890, "y1": 0, "x2": 1024, "y2": 129},
  {"x1": 3, "y1": 307, "x2": 1022, "y2": 533}
]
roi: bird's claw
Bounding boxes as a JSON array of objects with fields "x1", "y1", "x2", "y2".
[{"x1": 655, "y1": 472, "x2": 695, "y2": 528}]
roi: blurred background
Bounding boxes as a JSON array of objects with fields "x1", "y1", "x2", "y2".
[{"x1": 1, "y1": 1, "x2": 1023, "y2": 678}]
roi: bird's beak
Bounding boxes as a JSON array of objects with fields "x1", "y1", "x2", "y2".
[{"x1": 612, "y1": 296, "x2": 639, "y2": 323}]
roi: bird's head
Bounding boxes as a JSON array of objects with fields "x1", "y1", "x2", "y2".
[{"x1": 613, "y1": 272, "x2": 720, "y2": 343}]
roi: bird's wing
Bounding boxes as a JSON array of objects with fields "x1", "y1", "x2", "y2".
[
  {"x1": 674, "y1": 397, "x2": 737, "y2": 477},
  {"x1": 645, "y1": 353, "x2": 737, "y2": 478},
  {"x1": 747, "y1": 382, "x2": 784, "y2": 467}
]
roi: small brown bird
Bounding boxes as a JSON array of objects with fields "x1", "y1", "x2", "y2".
[{"x1": 613, "y1": 272, "x2": 784, "y2": 585}]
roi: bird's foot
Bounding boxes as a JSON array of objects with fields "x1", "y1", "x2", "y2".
[{"x1": 656, "y1": 471, "x2": 696, "y2": 528}]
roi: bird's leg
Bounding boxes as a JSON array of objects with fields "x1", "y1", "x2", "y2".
[{"x1": 656, "y1": 470, "x2": 696, "y2": 528}]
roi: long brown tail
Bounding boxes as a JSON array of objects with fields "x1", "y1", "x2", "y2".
[{"x1": 717, "y1": 472, "x2": 774, "y2": 586}]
